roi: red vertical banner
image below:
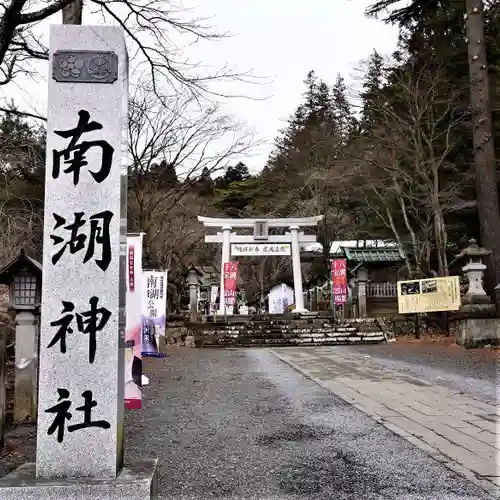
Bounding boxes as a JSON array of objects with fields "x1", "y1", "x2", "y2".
[
  {"x1": 223, "y1": 261, "x2": 239, "y2": 307},
  {"x1": 332, "y1": 259, "x2": 348, "y2": 305}
]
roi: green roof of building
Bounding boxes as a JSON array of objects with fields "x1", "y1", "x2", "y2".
[{"x1": 343, "y1": 247, "x2": 404, "y2": 262}]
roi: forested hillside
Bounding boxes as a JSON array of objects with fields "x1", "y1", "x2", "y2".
[{"x1": 1, "y1": 0, "x2": 498, "y2": 306}]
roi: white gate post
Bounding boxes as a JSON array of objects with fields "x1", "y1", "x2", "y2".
[{"x1": 290, "y1": 225, "x2": 306, "y2": 312}]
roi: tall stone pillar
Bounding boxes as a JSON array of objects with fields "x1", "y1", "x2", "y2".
[
  {"x1": 290, "y1": 225, "x2": 306, "y2": 312},
  {"x1": 0, "y1": 24, "x2": 157, "y2": 499}
]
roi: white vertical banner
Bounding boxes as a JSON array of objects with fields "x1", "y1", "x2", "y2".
[
  {"x1": 141, "y1": 270, "x2": 167, "y2": 357},
  {"x1": 210, "y1": 285, "x2": 219, "y2": 304},
  {"x1": 125, "y1": 234, "x2": 143, "y2": 409},
  {"x1": 209, "y1": 285, "x2": 219, "y2": 315}
]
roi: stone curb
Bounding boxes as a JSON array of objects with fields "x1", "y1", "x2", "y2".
[{"x1": 266, "y1": 348, "x2": 499, "y2": 500}]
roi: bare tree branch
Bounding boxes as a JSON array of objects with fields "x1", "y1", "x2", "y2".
[
  {"x1": 127, "y1": 85, "x2": 255, "y2": 284},
  {"x1": 0, "y1": 105, "x2": 46, "y2": 121},
  {"x1": 351, "y1": 62, "x2": 469, "y2": 277},
  {"x1": 0, "y1": 0, "x2": 261, "y2": 101},
  {"x1": 19, "y1": 0, "x2": 74, "y2": 24}
]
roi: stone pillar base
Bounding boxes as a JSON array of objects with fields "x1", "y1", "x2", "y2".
[
  {"x1": 291, "y1": 308, "x2": 309, "y2": 315},
  {"x1": 0, "y1": 460, "x2": 158, "y2": 499},
  {"x1": 454, "y1": 309, "x2": 500, "y2": 348}
]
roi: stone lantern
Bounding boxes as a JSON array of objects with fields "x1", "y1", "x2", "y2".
[
  {"x1": 0, "y1": 249, "x2": 42, "y2": 422},
  {"x1": 454, "y1": 239, "x2": 500, "y2": 348},
  {"x1": 455, "y1": 239, "x2": 493, "y2": 310}
]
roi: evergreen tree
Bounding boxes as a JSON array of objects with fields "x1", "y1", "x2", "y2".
[
  {"x1": 164, "y1": 161, "x2": 179, "y2": 185},
  {"x1": 359, "y1": 50, "x2": 386, "y2": 134},
  {"x1": 196, "y1": 167, "x2": 214, "y2": 197},
  {"x1": 149, "y1": 159, "x2": 179, "y2": 187},
  {"x1": 331, "y1": 73, "x2": 356, "y2": 144},
  {"x1": 214, "y1": 162, "x2": 250, "y2": 188},
  {"x1": 214, "y1": 176, "x2": 262, "y2": 217},
  {"x1": 266, "y1": 69, "x2": 339, "y2": 187}
]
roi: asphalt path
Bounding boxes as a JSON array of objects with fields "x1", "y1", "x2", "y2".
[{"x1": 125, "y1": 348, "x2": 493, "y2": 500}]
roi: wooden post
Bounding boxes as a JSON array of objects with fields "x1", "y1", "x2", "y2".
[{"x1": 62, "y1": 0, "x2": 83, "y2": 25}]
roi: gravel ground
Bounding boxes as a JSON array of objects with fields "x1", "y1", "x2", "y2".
[
  {"x1": 335, "y1": 341, "x2": 499, "y2": 403},
  {"x1": 125, "y1": 347, "x2": 493, "y2": 500}
]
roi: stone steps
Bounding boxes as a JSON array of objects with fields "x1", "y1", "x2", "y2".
[
  {"x1": 192, "y1": 318, "x2": 388, "y2": 347},
  {"x1": 196, "y1": 337, "x2": 385, "y2": 347}
]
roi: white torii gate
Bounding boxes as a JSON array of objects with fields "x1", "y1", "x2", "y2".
[{"x1": 198, "y1": 216, "x2": 323, "y2": 314}]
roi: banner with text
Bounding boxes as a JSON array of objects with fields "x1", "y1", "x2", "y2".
[
  {"x1": 332, "y1": 259, "x2": 348, "y2": 305},
  {"x1": 223, "y1": 261, "x2": 239, "y2": 308},
  {"x1": 141, "y1": 270, "x2": 168, "y2": 357},
  {"x1": 231, "y1": 244, "x2": 291, "y2": 256},
  {"x1": 125, "y1": 234, "x2": 143, "y2": 410},
  {"x1": 397, "y1": 276, "x2": 461, "y2": 314}
]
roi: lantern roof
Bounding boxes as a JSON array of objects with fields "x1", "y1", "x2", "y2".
[
  {"x1": 455, "y1": 238, "x2": 491, "y2": 260},
  {"x1": 0, "y1": 249, "x2": 42, "y2": 285}
]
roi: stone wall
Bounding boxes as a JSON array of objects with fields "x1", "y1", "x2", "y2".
[
  {"x1": 165, "y1": 321, "x2": 189, "y2": 346},
  {"x1": 454, "y1": 317, "x2": 500, "y2": 348},
  {"x1": 367, "y1": 298, "x2": 398, "y2": 317}
]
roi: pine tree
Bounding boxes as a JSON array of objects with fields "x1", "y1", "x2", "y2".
[
  {"x1": 196, "y1": 167, "x2": 214, "y2": 197},
  {"x1": 267, "y1": 70, "x2": 337, "y2": 178},
  {"x1": 331, "y1": 74, "x2": 356, "y2": 144},
  {"x1": 224, "y1": 162, "x2": 250, "y2": 185},
  {"x1": 360, "y1": 50, "x2": 386, "y2": 134},
  {"x1": 164, "y1": 161, "x2": 179, "y2": 185}
]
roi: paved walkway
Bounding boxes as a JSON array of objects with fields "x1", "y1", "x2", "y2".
[
  {"x1": 122, "y1": 348, "x2": 494, "y2": 499},
  {"x1": 268, "y1": 346, "x2": 500, "y2": 499}
]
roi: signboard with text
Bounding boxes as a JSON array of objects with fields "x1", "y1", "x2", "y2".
[
  {"x1": 231, "y1": 244, "x2": 291, "y2": 256},
  {"x1": 397, "y1": 276, "x2": 461, "y2": 314}
]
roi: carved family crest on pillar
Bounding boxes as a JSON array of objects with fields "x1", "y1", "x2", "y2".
[{"x1": 52, "y1": 51, "x2": 118, "y2": 83}]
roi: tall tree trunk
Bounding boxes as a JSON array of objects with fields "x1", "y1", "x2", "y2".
[
  {"x1": 0, "y1": 0, "x2": 28, "y2": 67},
  {"x1": 466, "y1": 0, "x2": 500, "y2": 290},
  {"x1": 62, "y1": 0, "x2": 83, "y2": 24}
]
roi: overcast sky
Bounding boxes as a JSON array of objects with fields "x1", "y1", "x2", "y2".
[
  {"x1": 1, "y1": 0, "x2": 400, "y2": 172},
  {"x1": 180, "y1": 0, "x2": 400, "y2": 171}
]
